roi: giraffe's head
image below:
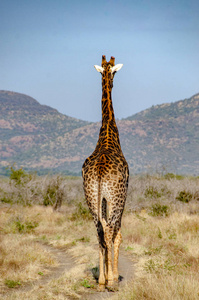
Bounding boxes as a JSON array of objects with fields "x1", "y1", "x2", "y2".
[{"x1": 94, "y1": 56, "x2": 123, "y2": 86}]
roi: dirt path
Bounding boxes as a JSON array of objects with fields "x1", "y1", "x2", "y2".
[
  {"x1": 42, "y1": 244, "x2": 135, "y2": 300},
  {"x1": 32, "y1": 244, "x2": 75, "y2": 287},
  {"x1": 5, "y1": 243, "x2": 75, "y2": 295},
  {"x1": 85, "y1": 249, "x2": 134, "y2": 300},
  {"x1": 4, "y1": 243, "x2": 134, "y2": 299},
  {"x1": 40, "y1": 244, "x2": 135, "y2": 299}
]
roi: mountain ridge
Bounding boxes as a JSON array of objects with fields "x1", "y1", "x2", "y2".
[
  {"x1": 0, "y1": 90, "x2": 198, "y2": 175},
  {"x1": 125, "y1": 93, "x2": 199, "y2": 121}
]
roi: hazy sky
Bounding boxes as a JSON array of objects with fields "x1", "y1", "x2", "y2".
[{"x1": 0, "y1": 0, "x2": 199, "y2": 121}]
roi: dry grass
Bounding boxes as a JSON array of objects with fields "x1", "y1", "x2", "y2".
[
  {"x1": 0, "y1": 173, "x2": 199, "y2": 299},
  {"x1": 0, "y1": 199, "x2": 97, "y2": 298},
  {"x1": 111, "y1": 175, "x2": 199, "y2": 300},
  {"x1": 121, "y1": 213, "x2": 199, "y2": 296},
  {"x1": 126, "y1": 175, "x2": 199, "y2": 214}
]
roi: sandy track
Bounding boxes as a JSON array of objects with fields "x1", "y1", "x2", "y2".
[
  {"x1": 3, "y1": 243, "x2": 134, "y2": 299},
  {"x1": 43, "y1": 244, "x2": 134, "y2": 299},
  {"x1": 85, "y1": 249, "x2": 134, "y2": 300}
]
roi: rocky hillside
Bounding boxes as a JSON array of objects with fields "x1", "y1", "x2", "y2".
[
  {"x1": 121, "y1": 93, "x2": 199, "y2": 175},
  {"x1": 0, "y1": 90, "x2": 198, "y2": 175},
  {"x1": 0, "y1": 91, "x2": 90, "y2": 175}
]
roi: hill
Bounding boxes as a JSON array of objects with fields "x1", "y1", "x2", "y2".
[
  {"x1": 121, "y1": 93, "x2": 199, "y2": 175},
  {"x1": 0, "y1": 91, "x2": 90, "y2": 175},
  {"x1": 0, "y1": 90, "x2": 198, "y2": 175}
]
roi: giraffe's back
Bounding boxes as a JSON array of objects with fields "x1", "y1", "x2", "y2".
[
  {"x1": 82, "y1": 147, "x2": 128, "y2": 179},
  {"x1": 82, "y1": 148, "x2": 129, "y2": 209}
]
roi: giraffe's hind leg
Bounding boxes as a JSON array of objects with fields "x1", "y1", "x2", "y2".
[
  {"x1": 103, "y1": 200, "x2": 115, "y2": 287},
  {"x1": 98, "y1": 244, "x2": 105, "y2": 291},
  {"x1": 97, "y1": 198, "x2": 108, "y2": 290},
  {"x1": 84, "y1": 191, "x2": 106, "y2": 290},
  {"x1": 113, "y1": 227, "x2": 122, "y2": 282},
  {"x1": 96, "y1": 218, "x2": 106, "y2": 291},
  {"x1": 105, "y1": 205, "x2": 123, "y2": 290},
  {"x1": 104, "y1": 224, "x2": 114, "y2": 288},
  {"x1": 101, "y1": 198, "x2": 109, "y2": 282}
]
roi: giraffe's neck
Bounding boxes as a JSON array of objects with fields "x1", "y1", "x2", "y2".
[
  {"x1": 101, "y1": 70, "x2": 115, "y2": 126},
  {"x1": 99, "y1": 69, "x2": 121, "y2": 149}
]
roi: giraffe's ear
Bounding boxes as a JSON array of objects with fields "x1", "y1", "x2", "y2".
[
  {"x1": 111, "y1": 64, "x2": 123, "y2": 74},
  {"x1": 94, "y1": 65, "x2": 104, "y2": 74}
]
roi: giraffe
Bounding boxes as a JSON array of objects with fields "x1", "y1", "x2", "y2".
[{"x1": 82, "y1": 55, "x2": 129, "y2": 291}]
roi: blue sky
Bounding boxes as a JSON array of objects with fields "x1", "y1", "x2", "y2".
[{"x1": 0, "y1": 0, "x2": 199, "y2": 121}]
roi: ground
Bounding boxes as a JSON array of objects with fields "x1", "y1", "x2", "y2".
[{"x1": 0, "y1": 174, "x2": 199, "y2": 299}]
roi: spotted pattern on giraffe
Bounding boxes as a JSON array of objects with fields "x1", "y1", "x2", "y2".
[{"x1": 82, "y1": 55, "x2": 129, "y2": 291}]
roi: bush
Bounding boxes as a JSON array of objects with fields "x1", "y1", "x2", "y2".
[
  {"x1": 176, "y1": 191, "x2": 192, "y2": 203},
  {"x1": 42, "y1": 176, "x2": 64, "y2": 209},
  {"x1": 9, "y1": 165, "x2": 33, "y2": 186},
  {"x1": 149, "y1": 203, "x2": 169, "y2": 217},
  {"x1": 3, "y1": 165, "x2": 38, "y2": 206},
  {"x1": 43, "y1": 185, "x2": 57, "y2": 206},
  {"x1": 14, "y1": 217, "x2": 38, "y2": 234},
  {"x1": 1, "y1": 195, "x2": 13, "y2": 204},
  {"x1": 164, "y1": 173, "x2": 184, "y2": 180},
  {"x1": 5, "y1": 279, "x2": 21, "y2": 288},
  {"x1": 145, "y1": 186, "x2": 162, "y2": 199},
  {"x1": 0, "y1": 171, "x2": 67, "y2": 207}
]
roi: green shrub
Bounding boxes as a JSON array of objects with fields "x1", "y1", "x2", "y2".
[
  {"x1": 5, "y1": 279, "x2": 21, "y2": 288},
  {"x1": 80, "y1": 279, "x2": 94, "y2": 288},
  {"x1": 149, "y1": 203, "x2": 169, "y2": 217},
  {"x1": 144, "y1": 259, "x2": 159, "y2": 273},
  {"x1": 164, "y1": 173, "x2": 184, "y2": 180},
  {"x1": 14, "y1": 218, "x2": 38, "y2": 234},
  {"x1": 176, "y1": 190, "x2": 192, "y2": 203},
  {"x1": 9, "y1": 165, "x2": 32, "y2": 186},
  {"x1": 5, "y1": 165, "x2": 37, "y2": 206},
  {"x1": 166, "y1": 229, "x2": 177, "y2": 240},
  {"x1": 164, "y1": 173, "x2": 175, "y2": 179},
  {"x1": 1, "y1": 195, "x2": 13, "y2": 204},
  {"x1": 145, "y1": 186, "x2": 162, "y2": 199}
]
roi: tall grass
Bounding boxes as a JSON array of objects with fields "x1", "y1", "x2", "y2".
[{"x1": 0, "y1": 171, "x2": 198, "y2": 299}]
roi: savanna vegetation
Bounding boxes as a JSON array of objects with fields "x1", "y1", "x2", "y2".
[{"x1": 0, "y1": 167, "x2": 199, "y2": 299}]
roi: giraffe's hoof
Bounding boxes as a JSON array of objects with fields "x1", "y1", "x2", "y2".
[
  {"x1": 98, "y1": 284, "x2": 105, "y2": 292},
  {"x1": 106, "y1": 281, "x2": 119, "y2": 292}
]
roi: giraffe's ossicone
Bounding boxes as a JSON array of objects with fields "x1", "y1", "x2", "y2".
[{"x1": 82, "y1": 55, "x2": 129, "y2": 291}]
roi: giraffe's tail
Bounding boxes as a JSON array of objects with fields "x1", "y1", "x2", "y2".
[{"x1": 97, "y1": 178, "x2": 106, "y2": 249}]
